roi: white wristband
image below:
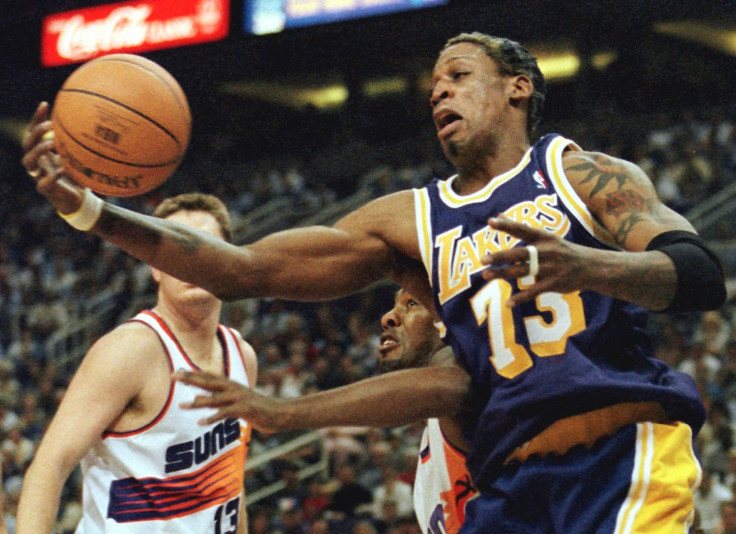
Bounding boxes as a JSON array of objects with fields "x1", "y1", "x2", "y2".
[{"x1": 57, "y1": 188, "x2": 103, "y2": 231}]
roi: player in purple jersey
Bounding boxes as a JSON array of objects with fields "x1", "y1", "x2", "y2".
[{"x1": 23, "y1": 31, "x2": 725, "y2": 532}]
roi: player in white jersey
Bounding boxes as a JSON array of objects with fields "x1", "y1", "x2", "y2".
[{"x1": 16, "y1": 193, "x2": 258, "y2": 534}]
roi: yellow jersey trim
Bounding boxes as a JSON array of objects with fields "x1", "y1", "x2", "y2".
[
  {"x1": 437, "y1": 149, "x2": 533, "y2": 207},
  {"x1": 546, "y1": 136, "x2": 619, "y2": 249},
  {"x1": 414, "y1": 188, "x2": 434, "y2": 284}
]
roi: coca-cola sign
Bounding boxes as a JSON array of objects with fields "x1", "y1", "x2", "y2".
[{"x1": 41, "y1": 0, "x2": 229, "y2": 66}]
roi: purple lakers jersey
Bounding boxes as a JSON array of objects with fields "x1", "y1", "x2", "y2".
[{"x1": 413, "y1": 134, "x2": 705, "y2": 487}]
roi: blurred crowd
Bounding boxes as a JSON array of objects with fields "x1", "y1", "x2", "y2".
[{"x1": 1, "y1": 102, "x2": 736, "y2": 533}]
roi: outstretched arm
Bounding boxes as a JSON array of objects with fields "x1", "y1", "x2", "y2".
[
  {"x1": 483, "y1": 150, "x2": 725, "y2": 311},
  {"x1": 173, "y1": 363, "x2": 470, "y2": 432},
  {"x1": 22, "y1": 103, "x2": 421, "y2": 303}
]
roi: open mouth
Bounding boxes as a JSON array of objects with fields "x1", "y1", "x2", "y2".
[
  {"x1": 379, "y1": 334, "x2": 399, "y2": 354},
  {"x1": 437, "y1": 113, "x2": 462, "y2": 129},
  {"x1": 434, "y1": 110, "x2": 463, "y2": 138}
]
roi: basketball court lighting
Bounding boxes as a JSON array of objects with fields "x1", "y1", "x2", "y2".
[
  {"x1": 654, "y1": 21, "x2": 736, "y2": 56},
  {"x1": 221, "y1": 80, "x2": 348, "y2": 109}
]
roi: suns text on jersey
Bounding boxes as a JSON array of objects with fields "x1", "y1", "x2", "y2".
[
  {"x1": 164, "y1": 418, "x2": 241, "y2": 473},
  {"x1": 436, "y1": 194, "x2": 570, "y2": 304}
]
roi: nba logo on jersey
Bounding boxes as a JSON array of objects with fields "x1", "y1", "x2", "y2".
[{"x1": 533, "y1": 170, "x2": 547, "y2": 189}]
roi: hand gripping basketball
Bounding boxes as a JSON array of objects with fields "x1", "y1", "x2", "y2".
[{"x1": 51, "y1": 54, "x2": 191, "y2": 197}]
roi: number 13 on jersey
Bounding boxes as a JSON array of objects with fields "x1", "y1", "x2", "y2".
[{"x1": 470, "y1": 275, "x2": 585, "y2": 379}]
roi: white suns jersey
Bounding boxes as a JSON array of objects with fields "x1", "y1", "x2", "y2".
[
  {"x1": 414, "y1": 419, "x2": 477, "y2": 534},
  {"x1": 76, "y1": 310, "x2": 251, "y2": 534}
]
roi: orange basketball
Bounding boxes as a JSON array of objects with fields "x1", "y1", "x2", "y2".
[{"x1": 51, "y1": 54, "x2": 191, "y2": 197}]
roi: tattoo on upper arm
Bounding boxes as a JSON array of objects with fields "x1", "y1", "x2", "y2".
[
  {"x1": 566, "y1": 154, "x2": 657, "y2": 246},
  {"x1": 605, "y1": 190, "x2": 649, "y2": 216},
  {"x1": 610, "y1": 211, "x2": 645, "y2": 245},
  {"x1": 566, "y1": 155, "x2": 633, "y2": 198}
]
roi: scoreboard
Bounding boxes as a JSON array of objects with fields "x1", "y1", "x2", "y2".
[{"x1": 244, "y1": 0, "x2": 448, "y2": 35}]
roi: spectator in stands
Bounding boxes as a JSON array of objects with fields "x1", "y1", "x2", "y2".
[
  {"x1": 16, "y1": 391, "x2": 45, "y2": 441},
  {"x1": 352, "y1": 520, "x2": 379, "y2": 534},
  {"x1": 280, "y1": 341, "x2": 316, "y2": 398},
  {"x1": 276, "y1": 497, "x2": 308, "y2": 534},
  {"x1": 701, "y1": 402, "x2": 734, "y2": 480},
  {"x1": 0, "y1": 362, "x2": 20, "y2": 412},
  {"x1": 679, "y1": 340, "x2": 723, "y2": 386},
  {"x1": 696, "y1": 469, "x2": 732, "y2": 534},
  {"x1": 370, "y1": 466, "x2": 413, "y2": 524},
  {"x1": 326, "y1": 464, "x2": 372, "y2": 519},
  {"x1": 356, "y1": 440, "x2": 393, "y2": 490},
  {"x1": 226, "y1": 299, "x2": 259, "y2": 339},
  {"x1": 0, "y1": 403, "x2": 18, "y2": 435},
  {"x1": 24, "y1": 287, "x2": 68, "y2": 344},
  {"x1": 301, "y1": 478, "x2": 330, "y2": 522},
  {"x1": 309, "y1": 518, "x2": 330, "y2": 534},
  {"x1": 6, "y1": 327, "x2": 42, "y2": 365},
  {"x1": 717, "y1": 500, "x2": 736, "y2": 534},
  {"x1": 1, "y1": 425, "x2": 35, "y2": 470},
  {"x1": 721, "y1": 448, "x2": 736, "y2": 494},
  {"x1": 319, "y1": 426, "x2": 369, "y2": 471},
  {"x1": 276, "y1": 462, "x2": 308, "y2": 510},
  {"x1": 251, "y1": 507, "x2": 279, "y2": 534},
  {"x1": 312, "y1": 353, "x2": 349, "y2": 391},
  {"x1": 260, "y1": 342, "x2": 288, "y2": 378},
  {"x1": 694, "y1": 311, "x2": 732, "y2": 356}
]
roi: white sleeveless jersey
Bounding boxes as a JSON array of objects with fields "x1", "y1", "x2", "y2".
[
  {"x1": 76, "y1": 310, "x2": 251, "y2": 534},
  {"x1": 413, "y1": 419, "x2": 477, "y2": 534}
]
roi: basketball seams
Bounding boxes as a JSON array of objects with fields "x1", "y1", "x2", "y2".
[
  {"x1": 57, "y1": 88, "x2": 184, "y2": 157},
  {"x1": 52, "y1": 53, "x2": 191, "y2": 196},
  {"x1": 94, "y1": 55, "x2": 191, "y2": 123},
  {"x1": 54, "y1": 116, "x2": 179, "y2": 169}
]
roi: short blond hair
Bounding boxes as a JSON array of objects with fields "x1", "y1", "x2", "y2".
[{"x1": 153, "y1": 193, "x2": 232, "y2": 243}]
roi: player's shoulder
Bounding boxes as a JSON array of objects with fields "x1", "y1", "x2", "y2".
[
  {"x1": 336, "y1": 189, "x2": 417, "y2": 236},
  {"x1": 225, "y1": 326, "x2": 258, "y2": 384},
  {"x1": 72, "y1": 319, "x2": 167, "y2": 389},
  {"x1": 86, "y1": 319, "x2": 163, "y2": 362},
  {"x1": 561, "y1": 149, "x2": 641, "y2": 172},
  {"x1": 561, "y1": 149, "x2": 654, "y2": 191},
  {"x1": 561, "y1": 148, "x2": 612, "y2": 166},
  {"x1": 359, "y1": 189, "x2": 415, "y2": 215},
  {"x1": 226, "y1": 327, "x2": 256, "y2": 359}
]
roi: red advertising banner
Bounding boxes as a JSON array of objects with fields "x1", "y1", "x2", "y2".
[{"x1": 41, "y1": 0, "x2": 230, "y2": 67}]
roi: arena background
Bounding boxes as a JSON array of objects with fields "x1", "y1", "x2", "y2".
[
  {"x1": 2, "y1": 1, "x2": 736, "y2": 532},
  {"x1": 2, "y1": 1, "x2": 736, "y2": 187}
]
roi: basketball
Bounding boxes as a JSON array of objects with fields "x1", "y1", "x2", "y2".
[{"x1": 51, "y1": 54, "x2": 191, "y2": 197}]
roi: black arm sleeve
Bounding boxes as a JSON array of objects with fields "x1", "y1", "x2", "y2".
[{"x1": 645, "y1": 230, "x2": 727, "y2": 313}]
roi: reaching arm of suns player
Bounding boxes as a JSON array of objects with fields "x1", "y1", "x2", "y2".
[
  {"x1": 482, "y1": 150, "x2": 725, "y2": 312},
  {"x1": 174, "y1": 362, "x2": 470, "y2": 433},
  {"x1": 23, "y1": 103, "x2": 425, "y2": 304},
  {"x1": 16, "y1": 324, "x2": 160, "y2": 534}
]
